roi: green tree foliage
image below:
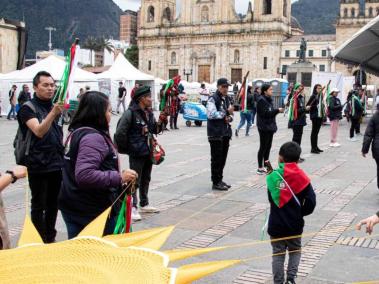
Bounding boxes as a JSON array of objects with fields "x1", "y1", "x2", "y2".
[{"x1": 125, "y1": 45, "x2": 139, "y2": 68}]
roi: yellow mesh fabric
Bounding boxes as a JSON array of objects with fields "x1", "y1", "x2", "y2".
[{"x1": 0, "y1": 238, "x2": 172, "y2": 284}]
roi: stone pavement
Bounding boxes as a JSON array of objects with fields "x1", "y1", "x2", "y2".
[{"x1": 1, "y1": 113, "x2": 378, "y2": 284}]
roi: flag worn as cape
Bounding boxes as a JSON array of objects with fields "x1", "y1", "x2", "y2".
[
  {"x1": 288, "y1": 83, "x2": 302, "y2": 122},
  {"x1": 239, "y1": 79, "x2": 249, "y2": 113},
  {"x1": 266, "y1": 163, "x2": 310, "y2": 208}
]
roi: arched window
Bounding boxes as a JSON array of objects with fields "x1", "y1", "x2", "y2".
[
  {"x1": 263, "y1": 0, "x2": 272, "y2": 15},
  {"x1": 351, "y1": 7, "x2": 355, "y2": 17},
  {"x1": 283, "y1": 0, "x2": 288, "y2": 17},
  {"x1": 171, "y1": 52, "x2": 176, "y2": 65},
  {"x1": 368, "y1": 7, "x2": 373, "y2": 17},
  {"x1": 343, "y1": 8, "x2": 348, "y2": 17},
  {"x1": 234, "y1": 50, "x2": 240, "y2": 64},
  {"x1": 147, "y1": 6, "x2": 155, "y2": 22},
  {"x1": 201, "y1": 5, "x2": 209, "y2": 22},
  {"x1": 163, "y1": 7, "x2": 172, "y2": 22}
]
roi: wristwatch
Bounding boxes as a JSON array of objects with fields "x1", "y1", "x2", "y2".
[{"x1": 5, "y1": 170, "x2": 17, "y2": 184}]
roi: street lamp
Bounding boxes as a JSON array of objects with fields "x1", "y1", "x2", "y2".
[
  {"x1": 183, "y1": 68, "x2": 193, "y2": 82},
  {"x1": 45, "y1": 26, "x2": 56, "y2": 51}
]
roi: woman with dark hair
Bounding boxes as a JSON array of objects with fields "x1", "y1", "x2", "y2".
[
  {"x1": 256, "y1": 84, "x2": 284, "y2": 175},
  {"x1": 307, "y1": 84, "x2": 324, "y2": 153},
  {"x1": 59, "y1": 91, "x2": 137, "y2": 239},
  {"x1": 328, "y1": 88, "x2": 343, "y2": 147}
]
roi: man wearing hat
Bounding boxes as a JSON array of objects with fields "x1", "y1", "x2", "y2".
[
  {"x1": 114, "y1": 86, "x2": 167, "y2": 220},
  {"x1": 206, "y1": 78, "x2": 234, "y2": 191}
]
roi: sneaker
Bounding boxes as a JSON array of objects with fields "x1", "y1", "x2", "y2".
[
  {"x1": 348, "y1": 137, "x2": 358, "y2": 142},
  {"x1": 221, "y1": 181, "x2": 231, "y2": 188},
  {"x1": 212, "y1": 182, "x2": 229, "y2": 191},
  {"x1": 286, "y1": 279, "x2": 296, "y2": 284},
  {"x1": 140, "y1": 205, "x2": 160, "y2": 213},
  {"x1": 245, "y1": 133, "x2": 250, "y2": 137},
  {"x1": 235, "y1": 129, "x2": 239, "y2": 137},
  {"x1": 132, "y1": 207, "x2": 142, "y2": 221},
  {"x1": 256, "y1": 168, "x2": 266, "y2": 175},
  {"x1": 311, "y1": 149, "x2": 320, "y2": 154},
  {"x1": 333, "y1": 142, "x2": 341, "y2": 147},
  {"x1": 316, "y1": 148, "x2": 324, "y2": 152}
]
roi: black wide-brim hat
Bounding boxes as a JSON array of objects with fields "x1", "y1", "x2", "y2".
[{"x1": 133, "y1": 86, "x2": 151, "y2": 102}]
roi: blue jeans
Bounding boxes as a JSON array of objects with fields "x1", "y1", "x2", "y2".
[
  {"x1": 7, "y1": 105, "x2": 16, "y2": 119},
  {"x1": 61, "y1": 211, "x2": 117, "y2": 239},
  {"x1": 237, "y1": 111, "x2": 253, "y2": 135}
]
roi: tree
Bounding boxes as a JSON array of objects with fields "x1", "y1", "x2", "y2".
[
  {"x1": 125, "y1": 45, "x2": 139, "y2": 68},
  {"x1": 82, "y1": 36, "x2": 98, "y2": 66},
  {"x1": 95, "y1": 37, "x2": 114, "y2": 54}
]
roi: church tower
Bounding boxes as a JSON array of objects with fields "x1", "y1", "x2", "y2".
[
  {"x1": 179, "y1": 0, "x2": 238, "y2": 25},
  {"x1": 140, "y1": 0, "x2": 176, "y2": 28},
  {"x1": 254, "y1": 0, "x2": 291, "y2": 25}
]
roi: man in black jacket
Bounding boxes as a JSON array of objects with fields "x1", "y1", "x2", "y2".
[
  {"x1": 18, "y1": 84, "x2": 32, "y2": 106},
  {"x1": 17, "y1": 71, "x2": 64, "y2": 243},
  {"x1": 207, "y1": 78, "x2": 234, "y2": 191},
  {"x1": 114, "y1": 86, "x2": 166, "y2": 221}
]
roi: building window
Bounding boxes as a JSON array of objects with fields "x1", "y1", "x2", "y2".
[
  {"x1": 147, "y1": 6, "x2": 155, "y2": 22},
  {"x1": 283, "y1": 0, "x2": 288, "y2": 17},
  {"x1": 343, "y1": 8, "x2": 348, "y2": 17},
  {"x1": 322, "y1": 49, "x2": 327, "y2": 57},
  {"x1": 234, "y1": 50, "x2": 240, "y2": 63},
  {"x1": 163, "y1": 7, "x2": 172, "y2": 22},
  {"x1": 282, "y1": 65, "x2": 288, "y2": 74},
  {"x1": 308, "y1": 50, "x2": 314, "y2": 57},
  {"x1": 296, "y1": 50, "x2": 300, "y2": 57},
  {"x1": 263, "y1": 0, "x2": 272, "y2": 15},
  {"x1": 285, "y1": 50, "x2": 290, "y2": 57},
  {"x1": 369, "y1": 7, "x2": 373, "y2": 17},
  {"x1": 263, "y1": 57, "x2": 268, "y2": 69},
  {"x1": 201, "y1": 5, "x2": 209, "y2": 22},
  {"x1": 148, "y1": 60, "x2": 152, "y2": 71},
  {"x1": 171, "y1": 52, "x2": 176, "y2": 65},
  {"x1": 319, "y1": 65, "x2": 325, "y2": 72},
  {"x1": 351, "y1": 7, "x2": 355, "y2": 17}
]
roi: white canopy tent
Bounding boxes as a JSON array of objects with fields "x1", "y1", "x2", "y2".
[
  {"x1": 333, "y1": 15, "x2": 379, "y2": 76},
  {"x1": 97, "y1": 54, "x2": 155, "y2": 110},
  {"x1": 0, "y1": 55, "x2": 98, "y2": 115}
]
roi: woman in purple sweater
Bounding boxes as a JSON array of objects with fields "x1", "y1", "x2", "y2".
[{"x1": 59, "y1": 91, "x2": 137, "y2": 239}]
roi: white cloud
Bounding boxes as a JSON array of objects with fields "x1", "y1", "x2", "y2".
[{"x1": 113, "y1": 0, "x2": 298, "y2": 13}]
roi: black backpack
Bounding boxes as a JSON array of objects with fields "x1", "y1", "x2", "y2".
[
  {"x1": 13, "y1": 101, "x2": 37, "y2": 165},
  {"x1": 114, "y1": 109, "x2": 133, "y2": 154}
]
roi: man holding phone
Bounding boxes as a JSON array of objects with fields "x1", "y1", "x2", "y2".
[{"x1": 206, "y1": 78, "x2": 234, "y2": 191}]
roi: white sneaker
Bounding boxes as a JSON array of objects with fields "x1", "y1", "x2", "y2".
[
  {"x1": 132, "y1": 207, "x2": 142, "y2": 221},
  {"x1": 334, "y1": 143, "x2": 341, "y2": 147},
  {"x1": 140, "y1": 205, "x2": 160, "y2": 213},
  {"x1": 330, "y1": 143, "x2": 336, "y2": 147},
  {"x1": 348, "y1": 137, "x2": 358, "y2": 142}
]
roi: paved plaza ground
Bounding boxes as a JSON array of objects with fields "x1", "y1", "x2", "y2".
[{"x1": 1, "y1": 113, "x2": 379, "y2": 283}]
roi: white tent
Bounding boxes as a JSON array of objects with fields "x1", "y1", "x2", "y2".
[
  {"x1": 97, "y1": 54, "x2": 155, "y2": 110},
  {"x1": 0, "y1": 56, "x2": 99, "y2": 115},
  {"x1": 333, "y1": 15, "x2": 379, "y2": 76},
  {"x1": 1, "y1": 55, "x2": 98, "y2": 82}
]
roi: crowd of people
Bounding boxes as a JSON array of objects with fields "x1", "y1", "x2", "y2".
[{"x1": 0, "y1": 71, "x2": 379, "y2": 284}]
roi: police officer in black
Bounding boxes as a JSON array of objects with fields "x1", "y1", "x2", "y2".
[{"x1": 206, "y1": 78, "x2": 234, "y2": 191}]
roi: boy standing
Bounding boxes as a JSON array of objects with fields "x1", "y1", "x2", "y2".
[{"x1": 266, "y1": 142, "x2": 316, "y2": 284}]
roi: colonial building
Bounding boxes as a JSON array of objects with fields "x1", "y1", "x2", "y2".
[
  {"x1": 0, "y1": 18, "x2": 26, "y2": 73},
  {"x1": 280, "y1": 34, "x2": 336, "y2": 76},
  {"x1": 138, "y1": 0, "x2": 295, "y2": 83},
  {"x1": 336, "y1": 0, "x2": 379, "y2": 85}
]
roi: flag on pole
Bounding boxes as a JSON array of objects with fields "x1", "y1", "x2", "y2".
[
  {"x1": 239, "y1": 79, "x2": 249, "y2": 113},
  {"x1": 54, "y1": 38, "x2": 80, "y2": 108}
]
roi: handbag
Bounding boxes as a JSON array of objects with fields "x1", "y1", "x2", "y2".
[{"x1": 148, "y1": 133, "x2": 165, "y2": 165}]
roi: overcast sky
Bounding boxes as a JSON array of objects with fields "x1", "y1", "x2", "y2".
[{"x1": 113, "y1": 0, "x2": 297, "y2": 14}]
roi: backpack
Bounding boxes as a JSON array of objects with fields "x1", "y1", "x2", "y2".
[
  {"x1": 13, "y1": 101, "x2": 37, "y2": 166},
  {"x1": 114, "y1": 110, "x2": 133, "y2": 154}
]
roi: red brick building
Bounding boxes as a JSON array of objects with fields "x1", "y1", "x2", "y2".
[{"x1": 120, "y1": 10, "x2": 138, "y2": 45}]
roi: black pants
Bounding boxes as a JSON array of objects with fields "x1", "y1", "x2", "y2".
[
  {"x1": 170, "y1": 115, "x2": 178, "y2": 128},
  {"x1": 209, "y1": 137, "x2": 230, "y2": 184},
  {"x1": 375, "y1": 158, "x2": 379, "y2": 189},
  {"x1": 311, "y1": 118, "x2": 322, "y2": 150},
  {"x1": 292, "y1": 125, "x2": 304, "y2": 146},
  {"x1": 28, "y1": 170, "x2": 62, "y2": 243},
  {"x1": 130, "y1": 156, "x2": 153, "y2": 208},
  {"x1": 258, "y1": 130, "x2": 274, "y2": 168},
  {"x1": 350, "y1": 118, "x2": 360, "y2": 138}
]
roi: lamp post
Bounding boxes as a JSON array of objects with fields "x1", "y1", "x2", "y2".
[
  {"x1": 45, "y1": 26, "x2": 56, "y2": 51},
  {"x1": 183, "y1": 68, "x2": 193, "y2": 82}
]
